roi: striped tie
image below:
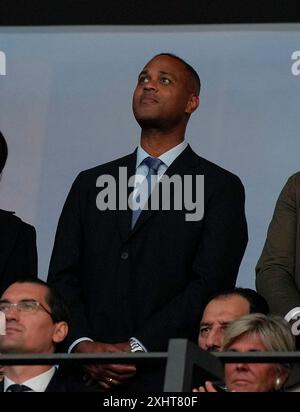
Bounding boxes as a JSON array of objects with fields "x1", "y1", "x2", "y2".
[{"x1": 131, "y1": 156, "x2": 163, "y2": 228}]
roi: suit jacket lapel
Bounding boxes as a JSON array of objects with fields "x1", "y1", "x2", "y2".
[
  {"x1": 163, "y1": 144, "x2": 202, "y2": 177},
  {"x1": 45, "y1": 369, "x2": 63, "y2": 392},
  {"x1": 115, "y1": 150, "x2": 137, "y2": 242}
]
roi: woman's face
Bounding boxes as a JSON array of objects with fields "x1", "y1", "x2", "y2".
[{"x1": 225, "y1": 333, "x2": 286, "y2": 392}]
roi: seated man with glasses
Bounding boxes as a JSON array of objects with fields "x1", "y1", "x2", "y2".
[{"x1": 0, "y1": 278, "x2": 97, "y2": 392}]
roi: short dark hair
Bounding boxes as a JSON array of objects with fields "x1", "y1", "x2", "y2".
[
  {"x1": 154, "y1": 53, "x2": 201, "y2": 96},
  {"x1": 210, "y1": 287, "x2": 269, "y2": 315},
  {"x1": 8, "y1": 278, "x2": 70, "y2": 323},
  {"x1": 0, "y1": 131, "x2": 8, "y2": 174}
]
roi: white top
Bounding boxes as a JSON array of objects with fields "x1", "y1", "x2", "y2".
[{"x1": 4, "y1": 366, "x2": 56, "y2": 392}]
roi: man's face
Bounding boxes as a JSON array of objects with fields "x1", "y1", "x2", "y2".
[
  {"x1": 132, "y1": 55, "x2": 198, "y2": 130},
  {"x1": 198, "y1": 295, "x2": 250, "y2": 351},
  {"x1": 225, "y1": 334, "x2": 286, "y2": 392},
  {"x1": 0, "y1": 283, "x2": 59, "y2": 354}
]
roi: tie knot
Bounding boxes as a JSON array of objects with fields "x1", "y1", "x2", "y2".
[
  {"x1": 143, "y1": 157, "x2": 162, "y2": 172},
  {"x1": 6, "y1": 384, "x2": 32, "y2": 392}
]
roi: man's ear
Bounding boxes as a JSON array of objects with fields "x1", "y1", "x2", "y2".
[
  {"x1": 53, "y1": 321, "x2": 68, "y2": 344},
  {"x1": 185, "y1": 95, "x2": 200, "y2": 115}
]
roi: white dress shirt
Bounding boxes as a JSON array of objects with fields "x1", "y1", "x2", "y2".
[{"x1": 4, "y1": 366, "x2": 56, "y2": 392}]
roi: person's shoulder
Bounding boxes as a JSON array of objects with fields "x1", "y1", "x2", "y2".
[
  {"x1": 189, "y1": 147, "x2": 244, "y2": 187},
  {"x1": 0, "y1": 208, "x2": 15, "y2": 220},
  {"x1": 0, "y1": 209, "x2": 25, "y2": 225},
  {"x1": 0, "y1": 209, "x2": 35, "y2": 232},
  {"x1": 76, "y1": 151, "x2": 137, "y2": 180},
  {"x1": 278, "y1": 171, "x2": 300, "y2": 199},
  {"x1": 285, "y1": 171, "x2": 300, "y2": 186}
]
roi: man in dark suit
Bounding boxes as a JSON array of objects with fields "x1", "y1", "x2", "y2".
[
  {"x1": 0, "y1": 279, "x2": 94, "y2": 392},
  {"x1": 0, "y1": 131, "x2": 37, "y2": 296},
  {"x1": 48, "y1": 53, "x2": 248, "y2": 391}
]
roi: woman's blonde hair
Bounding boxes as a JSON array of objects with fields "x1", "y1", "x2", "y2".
[{"x1": 223, "y1": 313, "x2": 295, "y2": 353}]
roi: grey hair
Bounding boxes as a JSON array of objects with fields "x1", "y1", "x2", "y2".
[{"x1": 223, "y1": 313, "x2": 295, "y2": 353}]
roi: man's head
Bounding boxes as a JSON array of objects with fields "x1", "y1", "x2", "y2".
[
  {"x1": 0, "y1": 131, "x2": 8, "y2": 175},
  {"x1": 132, "y1": 53, "x2": 200, "y2": 132},
  {"x1": 198, "y1": 288, "x2": 269, "y2": 351},
  {"x1": 0, "y1": 279, "x2": 69, "y2": 354}
]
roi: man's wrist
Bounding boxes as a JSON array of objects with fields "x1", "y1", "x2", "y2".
[
  {"x1": 73, "y1": 340, "x2": 94, "y2": 353},
  {"x1": 68, "y1": 337, "x2": 94, "y2": 353}
]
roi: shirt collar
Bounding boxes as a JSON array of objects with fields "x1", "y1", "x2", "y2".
[
  {"x1": 4, "y1": 366, "x2": 56, "y2": 392},
  {"x1": 136, "y1": 140, "x2": 187, "y2": 169}
]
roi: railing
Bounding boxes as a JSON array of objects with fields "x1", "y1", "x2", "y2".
[{"x1": 1, "y1": 339, "x2": 300, "y2": 392}]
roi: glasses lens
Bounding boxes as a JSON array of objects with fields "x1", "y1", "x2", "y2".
[
  {"x1": 0, "y1": 300, "x2": 52, "y2": 317},
  {"x1": 19, "y1": 301, "x2": 38, "y2": 312},
  {"x1": 0, "y1": 303, "x2": 9, "y2": 312}
]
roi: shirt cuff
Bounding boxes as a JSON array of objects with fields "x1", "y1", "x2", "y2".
[
  {"x1": 130, "y1": 337, "x2": 148, "y2": 352},
  {"x1": 285, "y1": 307, "x2": 300, "y2": 322},
  {"x1": 68, "y1": 337, "x2": 94, "y2": 353}
]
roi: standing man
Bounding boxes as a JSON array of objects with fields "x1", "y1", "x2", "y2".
[{"x1": 48, "y1": 53, "x2": 248, "y2": 391}]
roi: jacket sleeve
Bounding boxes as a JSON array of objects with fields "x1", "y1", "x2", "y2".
[
  {"x1": 48, "y1": 173, "x2": 92, "y2": 346},
  {"x1": 0, "y1": 216, "x2": 37, "y2": 295},
  {"x1": 256, "y1": 173, "x2": 300, "y2": 316},
  {"x1": 17, "y1": 222, "x2": 38, "y2": 278}
]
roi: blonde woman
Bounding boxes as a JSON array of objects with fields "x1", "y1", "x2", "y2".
[{"x1": 194, "y1": 313, "x2": 295, "y2": 392}]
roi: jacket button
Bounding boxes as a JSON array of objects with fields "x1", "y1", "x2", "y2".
[{"x1": 121, "y1": 251, "x2": 129, "y2": 260}]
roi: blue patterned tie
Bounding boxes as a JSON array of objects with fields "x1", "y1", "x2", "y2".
[
  {"x1": 6, "y1": 384, "x2": 33, "y2": 392},
  {"x1": 131, "y1": 156, "x2": 163, "y2": 228}
]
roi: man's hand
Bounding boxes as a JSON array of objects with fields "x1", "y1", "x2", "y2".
[
  {"x1": 192, "y1": 381, "x2": 218, "y2": 392},
  {"x1": 75, "y1": 340, "x2": 136, "y2": 390}
]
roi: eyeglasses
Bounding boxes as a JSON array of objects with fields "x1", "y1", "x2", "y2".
[{"x1": 0, "y1": 299, "x2": 53, "y2": 319}]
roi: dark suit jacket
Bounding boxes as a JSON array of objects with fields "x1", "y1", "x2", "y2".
[
  {"x1": 46, "y1": 367, "x2": 98, "y2": 392},
  {"x1": 48, "y1": 145, "x2": 247, "y2": 390},
  {"x1": 0, "y1": 209, "x2": 37, "y2": 295},
  {"x1": 48, "y1": 145, "x2": 247, "y2": 346}
]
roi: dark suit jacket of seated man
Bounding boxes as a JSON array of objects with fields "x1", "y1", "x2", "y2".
[{"x1": 48, "y1": 53, "x2": 248, "y2": 391}]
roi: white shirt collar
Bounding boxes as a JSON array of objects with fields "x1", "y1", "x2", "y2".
[
  {"x1": 136, "y1": 140, "x2": 188, "y2": 169},
  {"x1": 4, "y1": 366, "x2": 56, "y2": 392}
]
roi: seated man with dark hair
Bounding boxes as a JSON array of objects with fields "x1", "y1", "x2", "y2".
[
  {"x1": 0, "y1": 279, "x2": 96, "y2": 392},
  {"x1": 198, "y1": 287, "x2": 269, "y2": 352},
  {"x1": 0, "y1": 131, "x2": 37, "y2": 296}
]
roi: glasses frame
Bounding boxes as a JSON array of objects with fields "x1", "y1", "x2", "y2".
[{"x1": 0, "y1": 299, "x2": 54, "y2": 320}]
